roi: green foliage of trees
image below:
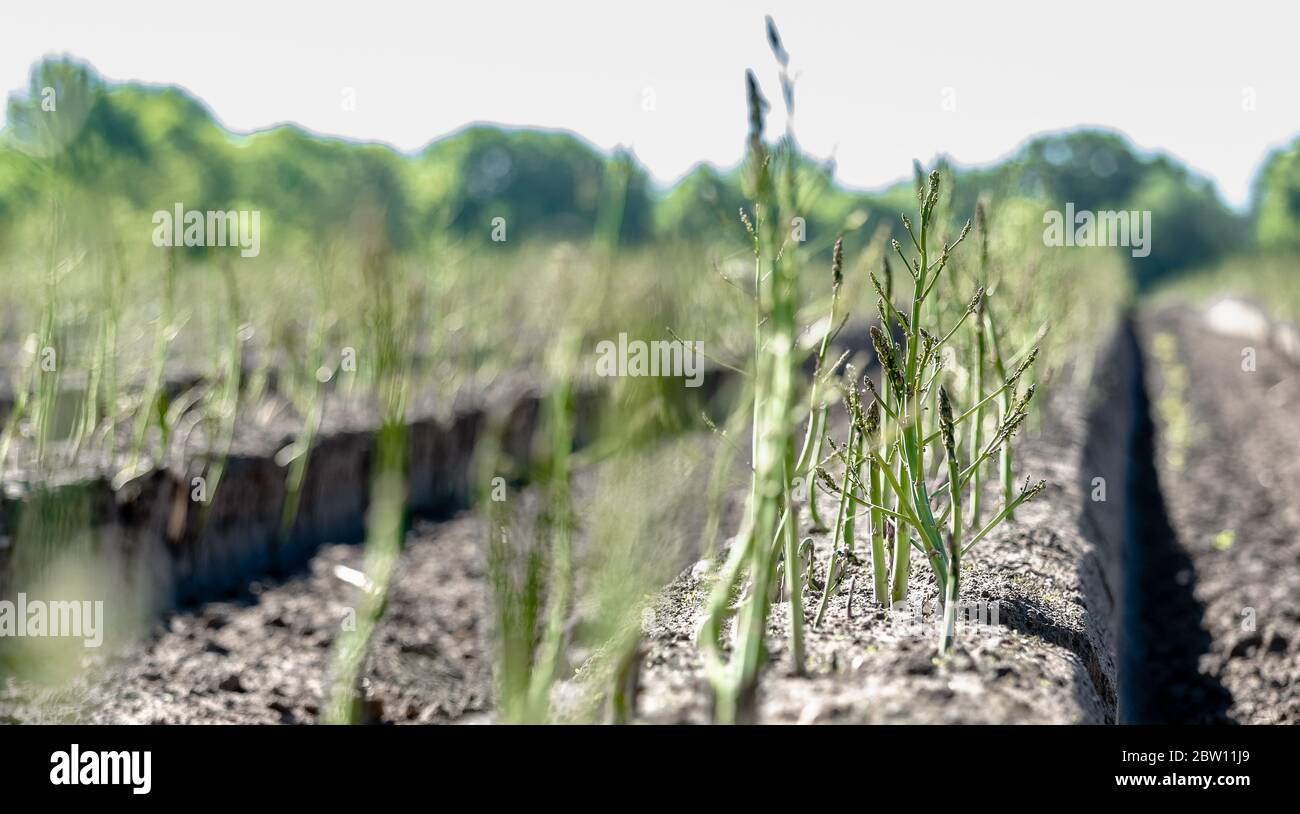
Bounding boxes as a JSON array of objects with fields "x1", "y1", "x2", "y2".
[
  {"x1": 0, "y1": 58, "x2": 1252, "y2": 285},
  {"x1": 1, "y1": 59, "x2": 655, "y2": 252},
  {"x1": 418, "y1": 126, "x2": 652, "y2": 243},
  {"x1": 1252, "y1": 139, "x2": 1300, "y2": 253},
  {"x1": 945, "y1": 131, "x2": 1242, "y2": 288}
]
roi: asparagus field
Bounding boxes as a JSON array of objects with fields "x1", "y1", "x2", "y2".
[{"x1": 1, "y1": 7, "x2": 1297, "y2": 747}]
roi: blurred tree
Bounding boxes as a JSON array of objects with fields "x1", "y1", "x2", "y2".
[
  {"x1": 417, "y1": 126, "x2": 652, "y2": 244},
  {"x1": 0, "y1": 60, "x2": 1251, "y2": 283},
  {"x1": 653, "y1": 164, "x2": 745, "y2": 241},
  {"x1": 1252, "y1": 139, "x2": 1300, "y2": 253}
]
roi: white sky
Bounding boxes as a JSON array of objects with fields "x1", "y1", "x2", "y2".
[{"x1": 2, "y1": 0, "x2": 1296, "y2": 209}]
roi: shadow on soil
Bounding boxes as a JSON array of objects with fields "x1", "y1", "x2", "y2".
[{"x1": 1121, "y1": 323, "x2": 1233, "y2": 724}]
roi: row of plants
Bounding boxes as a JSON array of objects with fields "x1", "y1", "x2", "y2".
[
  {"x1": 699, "y1": 21, "x2": 1048, "y2": 721},
  {"x1": 0, "y1": 18, "x2": 1130, "y2": 724},
  {"x1": 473, "y1": 18, "x2": 1131, "y2": 724}
]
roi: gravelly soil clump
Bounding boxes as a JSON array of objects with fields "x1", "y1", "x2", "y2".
[{"x1": 1, "y1": 517, "x2": 492, "y2": 724}]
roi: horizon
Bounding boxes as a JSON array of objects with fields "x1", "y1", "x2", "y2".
[
  {"x1": 3, "y1": 1, "x2": 1296, "y2": 210},
  {"x1": 6, "y1": 56, "x2": 1232, "y2": 206}
]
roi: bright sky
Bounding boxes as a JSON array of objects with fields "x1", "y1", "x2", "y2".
[{"x1": 2, "y1": 0, "x2": 1296, "y2": 208}]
